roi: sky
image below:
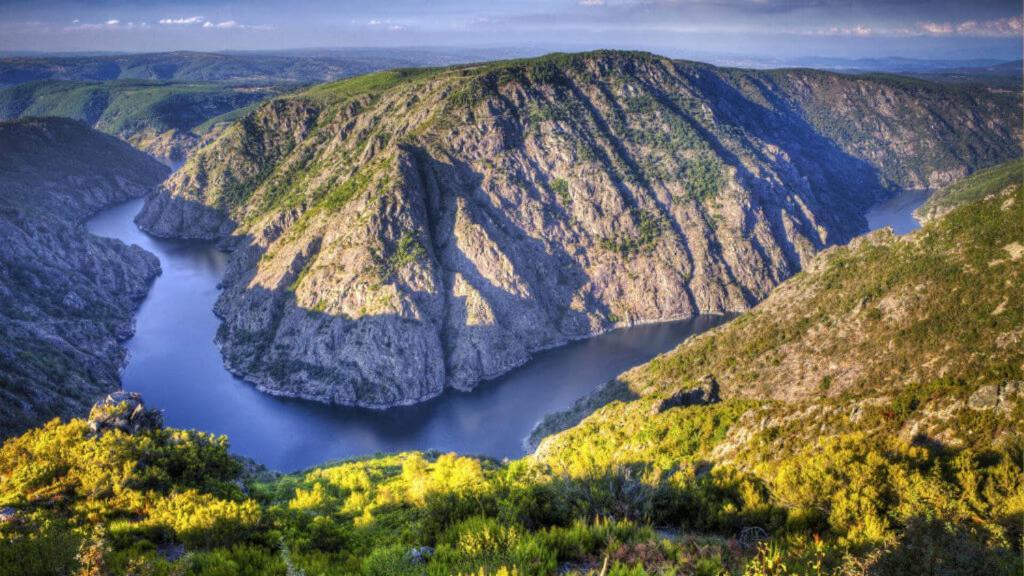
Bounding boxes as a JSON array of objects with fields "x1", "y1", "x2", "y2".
[{"x1": 0, "y1": 0, "x2": 1021, "y2": 61}]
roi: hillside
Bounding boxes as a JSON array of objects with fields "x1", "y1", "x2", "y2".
[
  {"x1": 915, "y1": 157, "x2": 1023, "y2": 221},
  {"x1": 0, "y1": 48, "x2": 533, "y2": 89},
  {"x1": 534, "y1": 157, "x2": 1023, "y2": 459},
  {"x1": 0, "y1": 118, "x2": 168, "y2": 438},
  {"x1": 1, "y1": 185, "x2": 1020, "y2": 575},
  {"x1": 136, "y1": 51, "x2": 1022, "y2": 409},
  {"x1": 0, "y1": 80, "x2": 279, "y2": 163}
]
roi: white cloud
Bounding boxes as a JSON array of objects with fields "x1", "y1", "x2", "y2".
[
  {"x1": 200, "y1": 20, "x2": 271, "y2": 30},
  {"x1": 159, "y1": 16, "x2": 204, "y2": 25},
  {"x1": 105, "y1": 19, "x2": 119, "y2": 26},
  {"x1": 365, "y1": 18, "x2": 406, "y2": 31},
  {"x1": 808, "y1": 25, "x2": 873, "y2": 37},
  {"x1": 955, "y1": 16, "x2": 1022, "y2": 37},
  {"x1": 918, "y1": 21, "x2": 954, "y2": 35},
  {"x1": 579, "y1": 0, "x2": 606, "y2": 6}
]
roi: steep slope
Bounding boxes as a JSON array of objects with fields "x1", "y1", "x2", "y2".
[
  {"x1": 0, "y1": 80, "x2": 279, "y2": 164},
  {"x1": 534, "y1": 162, "x2": 1023, "y2": 459},
  {"x1": 137, "y1": 51, "x2": 1021, "y2": 409},
  {"x1": 2, "y1": 186, "x2": 1021, "y2": 574},
  {"x1": 916, "y1": 157, "x2": 1023, "y2": 221},
  {"x1": 0, "y1": 118, "x2": 168, "y2": 438}
]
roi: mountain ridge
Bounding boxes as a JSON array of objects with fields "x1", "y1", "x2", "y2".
[
  {"x1": 0, "y1": 117, "x2": 168, "y2": 438},
  {"x1": 137, "y1": 50, "x2": 1021, "y2": 409}
]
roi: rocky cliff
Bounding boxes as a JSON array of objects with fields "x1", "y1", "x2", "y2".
[
  {"x1": 0, "y1": 118, "x2": 168, "y2": 438},
  {"x1": 137, "y1": 51, "x2": 1022, "y2": 408},
  {"x1": 533, "y1": 163, "x2": 1023, "y2": 457}
]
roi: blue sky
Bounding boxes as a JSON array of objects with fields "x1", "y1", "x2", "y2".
[{"x1": 1, "y1": 0, "x2": 1021, "y2": 60}]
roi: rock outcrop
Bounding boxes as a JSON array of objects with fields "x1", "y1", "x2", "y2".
[
  {"x1": 87, "y1": 391, "x2": 163, "y2": 436},
  {"x1": 535, "y1": 176, "x2": 1024, "y2": 459},
  {"x1": 137, "y1": 51, "x2": 1022, "y2": 409},
  {"x1": 0, "y1": 118, "x2": 168, "y2": 438}
]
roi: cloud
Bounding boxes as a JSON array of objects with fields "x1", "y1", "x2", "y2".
[
  {"x1": 917, "y1": 16, "x2": 1022, "y2": 37},
  {"x1": 200, "y1": 20, "x2": 272, "y2": 30},
  {"x1": 159, "y1": 16, "x2": 204, "y2": 25},
  {"x1": 813, "y1": 25, "x2": 874, "y2": 36},
  {"x1": 579, "y1": 0, "x2": 607, "y2": 6},
  {"x1": 366, "y1": 18, "x2": 406, "y2": 31},
  {"x1": 955, "y1": 16, "x2": 1022, "y2": 37},
  {"x1": 105, "y1": 19, "x2": 119, "y2": 26}
]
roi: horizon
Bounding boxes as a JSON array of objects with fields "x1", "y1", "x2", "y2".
[{"x1": 1, "y1": 0, "x2": 1021, "y2": 61}]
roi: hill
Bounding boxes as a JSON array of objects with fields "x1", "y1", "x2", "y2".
[
  {"x1": 136, "y1": 51, "x2": 1021, "y2": 410},
  {"x1": 915, "y1": 157, "x2": 1023, "y2": 222},
  {"x1": 1, "y1": 179, "x2": 1020, "y2": 575},
  {"x1": 0, "y1": 80, "x2": 279, "y2": 163},
  {"x1": 0, "y1": 48, "x2": 531, "y2": 89},
  {"x1": 0, "y1": 118, "x2": 168, "y2": 438}
]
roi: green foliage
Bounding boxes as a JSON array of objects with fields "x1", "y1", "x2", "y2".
[
  {"x1": 599, "y1": 209, "x2": 666, "y2": 256},
  {"x1": 550, "y1": 178, "x2": 571, "y2": 205},
  {"x1": 918, "y1": 157, "x2": 1023, "y2": 218},
  {"x1": 0, "y1": 79, "x2": 276, "y2": 136}
]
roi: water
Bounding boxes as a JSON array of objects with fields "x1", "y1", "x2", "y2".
[
  {"x1": 86, "y1": 197, "x2": 727, "y2": 471},
  {"x1": 865, "y1": 189, "x2": 931, "y2": 235}
]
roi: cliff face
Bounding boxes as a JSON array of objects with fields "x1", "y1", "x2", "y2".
[
  {"x1": 137, "y1": 51, "x2": 1022, "y2": 408},
  {"x1": 0, "y1": 118, "x2": 168, "y2": 438},
  {"x1": 534, "y1": 173, "x2": 1023, "y2": 462}
]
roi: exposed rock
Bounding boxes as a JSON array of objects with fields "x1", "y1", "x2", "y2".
[
  {"x1": 140, "y1": 51, "x2": 1021, "y2": 410},
  {"x1": 87, "y1": 392, "x2": 163, "y2": 436},
  {"x1": 653, "y1": 374, "x2": 720, "y2": 414},
  {"x1": 0, "y1": 118, "x2": 167, "y2": 439},
  {"x1": 967, "y1": 381, "x2": 1022, "y2": 411},
  {"x1": 406, "y1": 546, "x2": 435, "y2": 564}
]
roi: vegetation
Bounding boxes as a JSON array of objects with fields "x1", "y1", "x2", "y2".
[
  {"x1": 916, "y1": 157, "x2": 1023, "y2": 220},
  {"x1": 3, "y1": 180, "x2": 1022, "y2": 574},
  {"x1": 599, "y1": 209, "x2": 666, "y2": 256},
  {"x1": 0, "y1": 80, "x2": 279, "y2": 161}
]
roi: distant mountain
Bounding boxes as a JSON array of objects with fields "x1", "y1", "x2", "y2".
[
  {"x1": 906, "y1": 60, "x2": 1023, "y2": 88},
  {"x1": 0, "y1": 80, "x2": 279, "y2": 163},
  {"x1": 0, "y1": 48, "x2": 538, "y2": 88},
  {"x1": 136, "y1": 51, "x2": 1021, "y2": 410},
  {"x1": 0, "y1": 118, "x2": 168, "y2": 438}
]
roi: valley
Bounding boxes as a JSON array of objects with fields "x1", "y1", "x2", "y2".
[{"x1": 0, "y1": 39, "x2": 1021, "y2": 575}]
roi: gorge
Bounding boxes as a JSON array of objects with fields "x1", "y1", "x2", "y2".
[{"x1": 136, "y1": 51, "x2": 1021, "y2": 412}]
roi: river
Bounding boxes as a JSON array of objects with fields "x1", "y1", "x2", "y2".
[
  {"x1": 85, "y1": 186, "x2": 927, "y2": 471},
  {"x1": 86, "y1": 197, "x2": 728, "y2": 471}
]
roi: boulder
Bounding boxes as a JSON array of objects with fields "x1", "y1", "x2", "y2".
[
  {"x1": 654, "y1": 374, "x2": 720, "y2": 414},
  {"x1": 87, "y1": 391, "x2": 163, "y2": 436}
]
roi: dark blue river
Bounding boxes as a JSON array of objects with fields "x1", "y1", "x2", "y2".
[{"x1": 87, "y1": 197, "x2": 726, "y2": 471}]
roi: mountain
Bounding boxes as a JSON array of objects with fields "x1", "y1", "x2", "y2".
[
  {"x1": 0, "y1": 118, "x2": 168, "y2": 438},
  {"x1": 1, "y1": 180, "x2": 1020, "y2": 575},
  {"x1": 532, "y1": 156, "x2": 1023, "y2": 452},
  {"x1": 0, "y1": 48, "x2": 535, "y2": 89},
  {"x1": 135, "y1": 51, "x2": 1021, "y2": 410},
  {"x1": 0, "y1": 80, "x2": 279, "y2": 163}
]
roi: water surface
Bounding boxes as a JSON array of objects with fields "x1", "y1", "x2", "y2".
[
  {"x1": 866, "y1": 188, "x2": 930, "y2": 235},
  {"x1": 87, "y1": 198, "x2": 726, "y2": 471}
]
